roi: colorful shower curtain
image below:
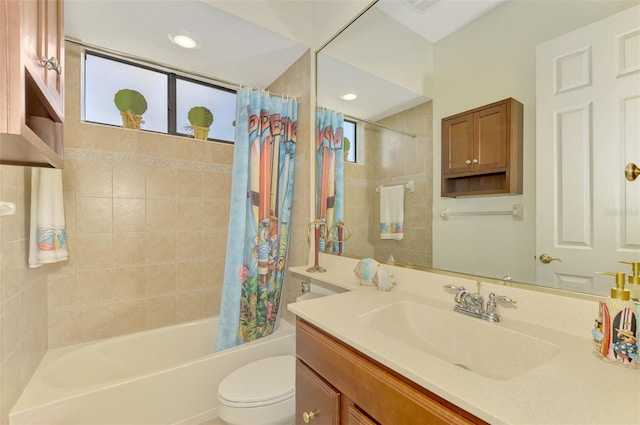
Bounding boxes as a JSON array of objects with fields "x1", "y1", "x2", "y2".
[
  {"x1": 216, "y1": 87, "x2": 297, "y2": 351},
  {"x1": 316, "y1": 108, "x2": 345, "y2": 254}
]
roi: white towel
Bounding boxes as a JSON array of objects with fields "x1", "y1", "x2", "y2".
[
  {"x1": 29, "y1": 168, "x2": 68, "y2": 268},
  {"x1": 379, "y1": 185, "x2": 404, "y2": 240}
]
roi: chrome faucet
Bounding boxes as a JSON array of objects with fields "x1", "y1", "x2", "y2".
[{"x1": 443, "y1": 282, "x2": 516, "y2": 322}]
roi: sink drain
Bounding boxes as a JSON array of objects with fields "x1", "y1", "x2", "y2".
[{"x1": 454, "y1": 363, "x2": 470, "y2": 371}]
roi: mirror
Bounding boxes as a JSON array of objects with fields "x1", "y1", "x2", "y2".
[{"x1": 316, "y1": 0, "x2": 640, "y2": 297}]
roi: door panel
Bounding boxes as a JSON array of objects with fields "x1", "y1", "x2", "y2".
[{"x1": 536, "y1": 5, "x2": 640, "y2": 294}]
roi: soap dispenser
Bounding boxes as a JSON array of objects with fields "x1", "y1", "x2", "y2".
[
  {"x1": 619, "y1": 261, "x2": 640, "y2": 301},
  {"x1": 592, "y1": 272, "x2": 638, "y2": 367}
]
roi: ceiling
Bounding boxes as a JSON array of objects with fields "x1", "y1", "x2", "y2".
[{"x1": 64, "y1": 0, "x2": 505, "y2": 118}]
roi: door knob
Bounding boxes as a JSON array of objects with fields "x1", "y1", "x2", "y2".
[
  {"x1": 465, "y1": 159, "x2": 471, "y2": 165},
  {"x1": 625, "y1": 163, "x2": 639, "y2": 181},
  {"x1": 539, "y1": 253, "x2": 562, "y2": 264}
]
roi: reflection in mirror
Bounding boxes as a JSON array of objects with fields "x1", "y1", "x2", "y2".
[
  {"x1": 317, "y1": 0, "x2": 640, "y2": 297},
  {"x1": 315, "y1": 108, "x2": 347, "y2": 256}
]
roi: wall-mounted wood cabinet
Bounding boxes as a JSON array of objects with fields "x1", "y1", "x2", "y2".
[
  {"x1": 441, "y1": 98, "x2": 522, "y2": 197},
  {"x1": 1, "y1": 0, "x2": 65, "y2": 168},
  {"x1": 295, "y1": 319, "x2": 486, "y2": 425}
]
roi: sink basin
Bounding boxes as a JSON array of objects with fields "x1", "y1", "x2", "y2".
[{"x1": 358, "y1": 301, "x2": 559, "y2": 380}]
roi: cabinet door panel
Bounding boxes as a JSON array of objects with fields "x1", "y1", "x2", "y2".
[
  {"x1": 475, "y1": 103, "x2": 507, "y2": 171},
  {"x1": 346, "y1": 404, "x2": 378, "y2": 425},
  {"x1": 442, "y1": 113, "x2": 474, "y2": 175},
  {"x1": 296, "y1": 359, "x2": 340, "y2": 425}
]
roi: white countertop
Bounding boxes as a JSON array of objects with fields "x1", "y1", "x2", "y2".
[{"x1": 288, "y1": 259, "x2": 640, "y2": 425}]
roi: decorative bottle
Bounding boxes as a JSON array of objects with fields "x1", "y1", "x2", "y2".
[
  {"x1": 592, "y1": 272, "x2": 638, "y2": 367},
  {"x1": 619, "y1": 261, "x2": 640, "y2": 301}
]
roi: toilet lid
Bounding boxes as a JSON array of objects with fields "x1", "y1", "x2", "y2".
[{"x1": 218, "y1": 355, "x2": 296, "y2": 408}]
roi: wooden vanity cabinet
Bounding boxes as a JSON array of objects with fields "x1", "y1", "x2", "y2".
[
  {"x1": 1, "y1": 0, "x2": 65, "y2": 168},
  {"x1": 295, "y1": 319, "x2": 486, "y2": 425},
  {"x1": 441, "y1": 98, "x2": 522, "y2": 197}
]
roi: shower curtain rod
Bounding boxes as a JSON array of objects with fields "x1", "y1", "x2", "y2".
[
  {"x1": 344, "y1": 114, "x2": 417, "y2": 139},
  {"x1": 64, "y1": 37, "x2": 292, "y2": 99}
]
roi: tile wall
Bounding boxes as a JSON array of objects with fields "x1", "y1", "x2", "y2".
[
  {"x1": 0, "y1": 165, "x2": 49, "y2": 424},
  {"x1": 344, "y1": 101, "x2": 433, "y2": 267},
  {"x1": 44, "y1": 43, "x2": 231, "y2": 347}
]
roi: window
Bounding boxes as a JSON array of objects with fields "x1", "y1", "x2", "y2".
[
  {"x1": 344, "y1": 119, "x2": 357, "y2": 163},
  {"x1": 175, "y1": 77, "x2": 236, "y2": 142},
  {"x1": 83, "y1": 51, "x2": 237, "y2": 143}
]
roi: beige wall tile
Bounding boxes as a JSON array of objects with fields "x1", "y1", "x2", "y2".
[
  {"x1": 76, "y1": 197, "x2": 113, "y2": 233},
  {"x1": 177, "y1": 262, "x2": 203, "y2": 290},
  {"x1": 176, "y1": 201, "x2": 204, "y2": 231},
  {"x1": 113, "y1": 232, "x2": 147, "y2": 266},
  {"x1": 75, "y1": 233, "x2": 114, "y2": 269},
  {"x1": 176, "y1": 232, "x2": 203, "y2": 261},
  {"x1": 145, "y1": 232, "x2": 176, "y2": 263},
  {"x1": 75, "y1": 161, "x2": 113, "y2": 198},
  {"x1": 146, "y1": 264, "x2": 177, "y2": 295},
  {"x1": 75, "y1": 269, "x2": 116, "y2": 305},
  {"x1": 113, "y1": 163, "x2": 146, "y2": 198},
  {"x1": 112, "y1": 267, "x2": 147, "y2": 300},
  {"x1": 176, "y1": 293, "x2": 203, "y2": 322},
  {"x1": 146, "y1": 166, "x2": 176, "y2": 199},
  {"x1": 177, "y1": 169, "x2": 202, "y2": 199},
  {"x1": 113, "y1": 198, "x2": 146, "y2": 232},
  {"x1": 146, "y1": 199, "x2": 176, "y2": 231},
  {"x1": 146, "y1": 296, "x2": 176, "y2": 328}
]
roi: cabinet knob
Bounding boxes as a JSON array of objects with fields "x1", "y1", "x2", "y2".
[
  {"x1": 472, "y1": 159, "x2": 478, "y2": 164},
  {"x1": 40, "y1": 56, "x2": 62, "y2": 75},
  {"x1": 302, "y1": 410, "x2": 317, "y2": 423},
  {"x1": 465, "y1": 159, "x2": 471, "y2": 165}
]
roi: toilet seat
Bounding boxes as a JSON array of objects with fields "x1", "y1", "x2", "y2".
[{"x1": 218, "y1": 355, "x2": 295, "y2": 408}]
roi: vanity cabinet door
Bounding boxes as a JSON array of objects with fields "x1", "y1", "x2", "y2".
[
  {"x1": 344, "y1": 403, "x2": 378, "y2": 425},
  {"x1": 296, "y1": 319, "x2": 486, "y2": 425},
  {"x1": 296, "y1": 359, "x2": 340, "y2": 425}
]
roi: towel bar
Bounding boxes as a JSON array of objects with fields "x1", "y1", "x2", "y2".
[
  {"x1": 440, "y1": 204, "x2": 523, "y2": 221},
  {"x1": 376, "y1": 180, "x2": 415, "y2": 193}
]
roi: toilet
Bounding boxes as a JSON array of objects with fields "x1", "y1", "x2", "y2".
[
  {"x1": 217, "y1": 355, "x2": 296, "y2": 425},
  {"x1": 217, "y1": 282, "x2": 342, "y2": 425}
]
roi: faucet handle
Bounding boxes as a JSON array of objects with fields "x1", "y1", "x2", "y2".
[
  {"x1": 488, "y1": 293, "x2": 517, "y2": 304},
  {"x1": 443, "y1": 284, "x2": 465, "y2": 291},
  {"x1": 487, "y1": 293, "x2": 517, "y2": 312}
]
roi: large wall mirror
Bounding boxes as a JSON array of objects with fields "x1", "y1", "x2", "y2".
[{"x1": 316, "y1": 0, "x2": 640, "y2": 297}]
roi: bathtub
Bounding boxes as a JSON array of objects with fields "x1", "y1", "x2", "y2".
[{"x1": 9, "y1": 317, "x2": 295, "y2": 425}]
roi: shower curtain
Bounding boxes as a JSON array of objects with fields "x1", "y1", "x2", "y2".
[
  {"x1": 216, "y1": 87, "x2": 297, "y2": 351},
  {"x1": 316, "y1": 108, "x2": 345, "y2": 254}
]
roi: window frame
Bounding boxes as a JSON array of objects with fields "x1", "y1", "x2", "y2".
[
  {"x1": 82, "y1": 50, "x2": 237, "y2": 144},
  {"x1": 344, "y1": 118, "x2": 357, "y2": 163}
]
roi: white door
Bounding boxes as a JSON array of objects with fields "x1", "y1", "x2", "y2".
[{"x1": 536, "y1": 5, "x2": 640, "y2": 295}]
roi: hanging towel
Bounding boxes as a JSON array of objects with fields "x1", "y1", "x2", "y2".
[
  {"x1": 379, "y1": 185, "x2": 404, "y2": 240},
  {"x1": 29, "y1": 168, "x2": 68, "y2": 268}
]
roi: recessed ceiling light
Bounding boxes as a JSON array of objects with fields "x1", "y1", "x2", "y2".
[
  {"x1": 340, "y1": 93, "x2": 358, "y2": 101},
  {"x1": 169, "y1": 31, "x2": 200, "y2": 49}
]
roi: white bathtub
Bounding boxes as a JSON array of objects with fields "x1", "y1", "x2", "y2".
[{"x1": 9, "y1": 317, "x2": 295, "y2": 425}]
